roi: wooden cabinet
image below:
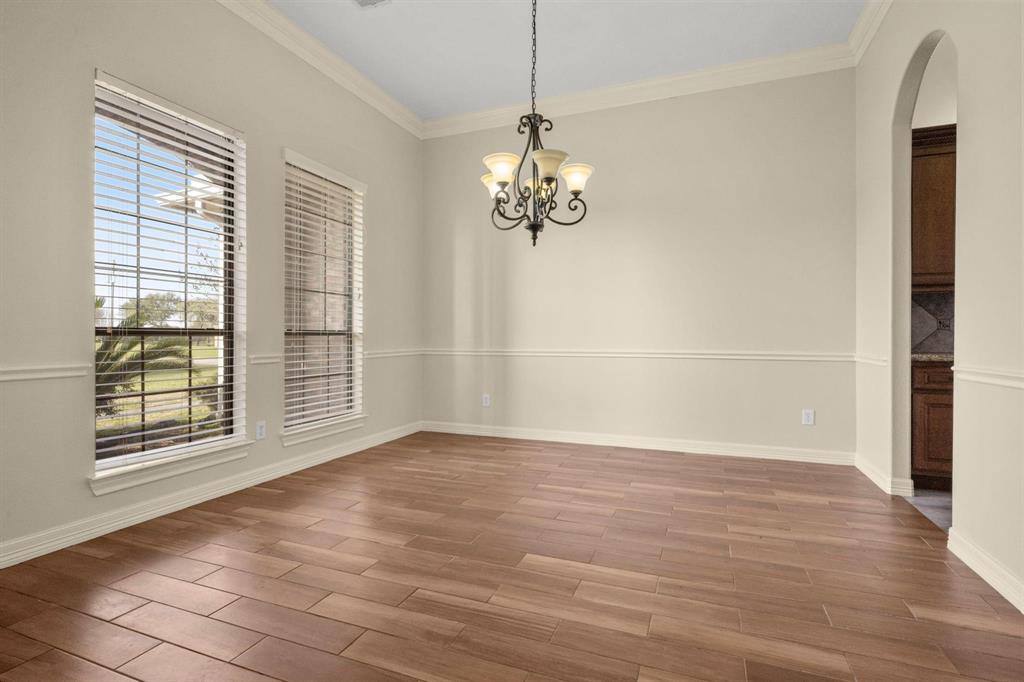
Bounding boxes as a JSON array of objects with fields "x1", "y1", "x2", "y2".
[
  {"x1": 912, "y1": 125, "x2": 956, "y2": 291},
  {"x1": 912, "y1": 361, "x2": 953, "y2": 490}
]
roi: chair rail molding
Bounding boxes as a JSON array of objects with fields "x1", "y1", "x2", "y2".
[
  {"x1": 0, "y1": 363, "x2": 90, "y2": 382},
  {"x1": 953, "y1": 365, "x2": 1024, "y2": 390},
  {"x1": 854, "y1": 354, "x2": 890, "y2": 367},
  {"x1": 248, "y1": 353, "x2": 283, "y2": 365},
  {"x1": 365, "y1": 349, "x2": 423, "y2": 359},
  {"x1": 420, "y1": 348, "x2": 856, "y2": 362}
]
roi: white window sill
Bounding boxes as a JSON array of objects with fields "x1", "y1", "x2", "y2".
[
  {"x1": 90, "y1": 437, "x2": 253, "y2": 496},
  {"x1": 280, "y1": 413, "x2": 366, "y2": 447}
]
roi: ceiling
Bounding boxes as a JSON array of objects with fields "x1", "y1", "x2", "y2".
[{"x1": 268, "y1": 0, "x2": 865, "y2": 121}]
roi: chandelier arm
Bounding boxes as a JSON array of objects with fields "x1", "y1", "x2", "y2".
[
  {"x1": 545, "y1": 195, "x2": 588, "y2": 226},
  {"x1": 492, "y1": 192, "x2": 530, "y2": 230},
  {"x1": 492, "y1": 205, "x2": 529, "y2": 231},
  {"x1": 512, "y1": 116, "x2": 538, "y2": 201}
]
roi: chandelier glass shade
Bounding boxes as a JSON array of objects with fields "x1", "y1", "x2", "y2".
[{"x1": 482, "y1": 0, "x2": 594, "y2": 246}]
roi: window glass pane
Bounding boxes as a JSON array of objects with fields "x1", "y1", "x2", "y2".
[{"x1": 93, "y1": 82, "x2": 243, "y2": 464}]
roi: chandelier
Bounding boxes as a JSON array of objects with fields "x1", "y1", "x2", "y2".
[{"x1": 481, "y1": 0, "x2": 594, "y2": 246}]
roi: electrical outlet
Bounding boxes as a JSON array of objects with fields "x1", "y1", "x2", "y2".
[
  {"x1": 255, "y1": 420, "x2": 267, "y2": 440},
  {"x1": 801, "y1": 408, "x2": 815, "y2": 426},
  {"x1": 481, "y1": 393, "x2": 491, "y2": 408}
]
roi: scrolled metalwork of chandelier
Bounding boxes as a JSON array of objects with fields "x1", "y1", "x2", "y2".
[{"x1": 481, "y1": 0, "x2": 594, "y2": 246}]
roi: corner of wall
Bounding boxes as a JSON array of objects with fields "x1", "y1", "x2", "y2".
[
  {"x1": 948, "y1": 527, "x2": 1024, "y2": 615},
  {"x1": 855, "y1": 452, "x2": 914, "y2": 496}
]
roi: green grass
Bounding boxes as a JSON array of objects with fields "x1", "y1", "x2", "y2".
[
  {"x1": 96, "y1": 364, "x2": 221, "y2": 432},
  {"x1": 192, "y1": 345, "x2": 219, "y2": 360}
]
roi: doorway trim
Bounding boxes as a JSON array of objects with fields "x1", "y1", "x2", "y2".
[{"x1": 890, "y1": 30, "x2": 955, "y2": 501}]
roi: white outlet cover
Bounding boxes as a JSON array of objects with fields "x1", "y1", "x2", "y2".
[
  {"x1": 255, "y1": 420, "x2": 267, "y2": 440},
  {"x1": 482, "y1": 393, "x2": 491, "y2": 407},
  {"x1": 801, "y1": 409, "x2": 815, "y2": 426}
]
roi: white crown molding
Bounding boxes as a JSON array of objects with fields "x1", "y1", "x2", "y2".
[
  {"x1": 422, "y1": 420, "x2": 855, "y2": 466},
  {"x1": 855, "y1": 453, "x2": 914, "y2": 496},
  {"x1": 0, "y1": 420, "x2": 421, "y2": 569},
  {"x1": 215, "y1": 0, "x2": 422, "y2": 138},
  {"x1": 217, "y1": 0, "x2": 891, "y2": 141},
  {"x1": 948, "y1": 527, "x2": 1024, "y2": 614},
  {"x1": 954, "y1": 365, "x2": 1024, "y2": 390},
  {"x1": 421, "y1": 43, "x2": 856, "y2": 138},
  {"x1": 848, "y1": 0, "x2": 894, "y2": 64},
  {"x1": 0, "y1": 364, "x2": 90, "y2": 382}
]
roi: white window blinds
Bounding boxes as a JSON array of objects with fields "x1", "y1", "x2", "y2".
[
  {"x1": 283, "y1": 155, "x2": 364, "y2": 429},
  {"x1": 93, "y1": 76, "x2": 246, "y2": 467}
]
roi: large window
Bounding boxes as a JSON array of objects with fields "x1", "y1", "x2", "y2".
[
  {"x1": 93, "y1": 76, "x2": 246, "y2": 466},
  {"x1": 283, "y1": 152, "x2": 364, "y2": 429}
]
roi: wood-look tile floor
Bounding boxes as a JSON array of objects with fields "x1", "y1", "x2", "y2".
[{"x1": 1, "y1": 432, "x2": 1022, "y2": 681}]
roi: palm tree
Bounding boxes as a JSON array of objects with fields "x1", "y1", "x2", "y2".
[{"x1": 95, "y1": 297, "x2": 191, "y2": 416}]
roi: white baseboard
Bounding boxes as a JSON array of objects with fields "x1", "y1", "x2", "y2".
[
  {"x1": 854, "y1": 454, "x2": 915, "y2": 496},
  {"x1": 948, "y1": 527, "x2": 1024, "y2": 614},
  {"x1": 0, "y1": 421, "x2": 421, "y2": 569},
  {"x1": 421, "y1": 420, "x2": 855, "y2": 466}
]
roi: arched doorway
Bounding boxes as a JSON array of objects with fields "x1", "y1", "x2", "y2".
[{"x1": 891, "y1": 31, "x2": 958, "y2": 528}]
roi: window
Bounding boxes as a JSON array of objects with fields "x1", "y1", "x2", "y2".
[
  {"x1": 283, "y1": 152, "x2": 364, "y2": 429},
  {"x1": 93, "y1": 75, "x2": 246, "y2": 467}
]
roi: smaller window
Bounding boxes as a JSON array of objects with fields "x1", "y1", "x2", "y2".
[{"x1": 283, "y1": 152, "x2": 364, "y2": 429}]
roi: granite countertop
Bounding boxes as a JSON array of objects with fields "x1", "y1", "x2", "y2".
[{"x1": 912, "y1": 352, "x2": 954, "y2": 362}]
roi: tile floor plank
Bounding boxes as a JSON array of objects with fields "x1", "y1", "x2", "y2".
[
  {"x1": 10, "y1": 607, "x2": 158, "y2": 669},
  {"x1": 232, "y1": 637, "x2": 414, "y2": 682},
  {"x1": 450, "y1": 626, "x2": 639, "y2": 682},
  {"x1": 308, "y1": 592, "x2": 464, "y2": 645},
  {"x1": 212, "y1": 597, "x2": 362, "y2": 653},
  {"x1": 282, "y1": 563, "x2": 415, "y2": 605},
  {"x1": 0, "y1": 649, "x2": 133, "y2": 682},
  {"x1": 183, "y1": 544, "x2": 300, "y2": 578},
  {"x1": 343, "y1": 630, "x2": 528, "y2": 682},
  {"x1": 197, "y1": 567, "x2": 328, "y2": 610},
  {"x1": 113, "y1": 602, "x2": 262, "y2": 661},
  {"x1": 401, "y1": 588, "x2": 558, "y2": 642},
  {"x1": 0, "y1": 564, "x2": 148, "y2": 621},
  {"x1": 117, "y1": 643, "x2": 276, "y2": 682},
  {"x1": 109, "y1": 571, "x2": 238, "y2": 615}
]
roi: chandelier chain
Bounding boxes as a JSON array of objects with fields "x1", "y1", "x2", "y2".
[{"x1": 530, "y1": 0, "x2": 537, "y2": 114}]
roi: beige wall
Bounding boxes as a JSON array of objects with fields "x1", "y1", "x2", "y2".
[
  {"x1": 855, "y1": 0, "x2": 1023, "y2": 602},
  {"x1": 912, "y1": 35, "x2": 958, "y2": 128},
  {"x1": 422, "y1": 69, "x2": 857, "y2": 460},
  {"x1": 0, "y1": 0, "x2": 423, "y2": 552}
]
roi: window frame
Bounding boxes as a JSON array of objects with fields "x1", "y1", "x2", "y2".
[
  {"x1": 93, "y1": 71, "x2": 247, "y2": 472},
  {"x1": 281, "y1": 149, "x2": 365, "y2": 435}
]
